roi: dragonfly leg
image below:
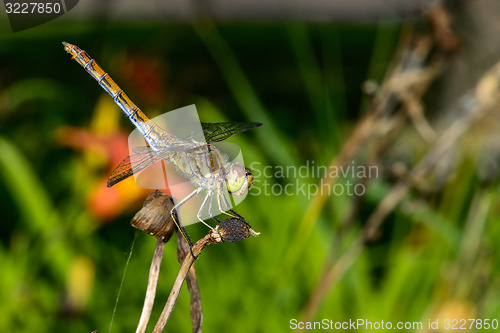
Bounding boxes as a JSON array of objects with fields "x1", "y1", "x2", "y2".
[
  {"x1": 206, "y1": 192, "x2": 223, "y2": 224},
  {"x1": 207, "y1": 190, "x2": 214, "y2": 221},
  {"x1": 196, "y1": 191, "x2": 216, "y2": 231},
  {"x1": 197, "y1": 191, "x2": 225, "y2": 241},
  {"x1": 216, "y1": 188, "x2": 241, "y2": 220},
  {"x1": 216, "y1": 187, "x2": 228, "y2": 213},
  {"x1": 206, "y1": 191, "x2": 228, "y2": 241},
  {"x1": 170, "y1": 187, "x2": 203, "y2": 254},
  {"x1": 228, "y1": 208, "x2": 243, "y2": 219},
  {"x1": 229, "y1": 208, "x2": 251, "y2": 227},
  {"x1": 170, "y1": 206, "x2": 193, "y2": 248},
  {"x1": 217, "y1": 188, "x2": 250, "y2": 226}
]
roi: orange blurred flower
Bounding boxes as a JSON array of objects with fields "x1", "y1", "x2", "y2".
[{"x1": 56, "y1": 96, "x2": 150, "y2": 221}]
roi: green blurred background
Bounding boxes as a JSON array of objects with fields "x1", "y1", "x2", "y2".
[{"x1": 1, "y1": 1, "x2": 500, "y2": 332}]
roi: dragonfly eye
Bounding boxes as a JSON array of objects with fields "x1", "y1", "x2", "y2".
[
  {"x1": 245, "y1": 167, "x2": 254, "y2": 189},
  {"x1": 226, "y1": 163, "x2": 251, "y2": 196}
]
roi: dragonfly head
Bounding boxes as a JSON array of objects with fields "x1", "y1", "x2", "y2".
[{"x1": 226, "y1": 163, "x2": 254, "y2": 196}]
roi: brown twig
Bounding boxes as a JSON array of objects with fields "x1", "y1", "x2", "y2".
[
  {"x1": 300, "y1": 3, "x2": 500, "y2": 321},
  {"x1": 177, "y1": 231, "x2": 203, "y2": 333},
  {"x1": 299, "y1": 13, "x2": 457, "y2": 324},
  {"x1": 152, "y1": 219, "x2": 258, "y2": 332},
  {"x1": 152, "y1": 234, "x2": 215, "y2": 333},
  {"x1": 135, "y1": 238, "x2": 165, "y2": 333},
  {"x1": 131, "y1": 191, "x2": 176, "y2": 332}
]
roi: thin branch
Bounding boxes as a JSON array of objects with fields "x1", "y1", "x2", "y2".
[
  {"x1": 152, "y1": 218, "x2": 258, "y2": 332},
  {"x1": 135, "y1": 238, "x2": 165, "y2": 333},
  {"x1": 131, "y1": 191, "x2": 176, "y2": 332},
  {"x1": 299, "y1": 13, "x2": 455, "y2": 323},
  {"x1": 152, "y1": 233, "x2": 217, "y2": 333},
  {"x1": 177, "y1": 231, "x2": 203, "y2": 333}
]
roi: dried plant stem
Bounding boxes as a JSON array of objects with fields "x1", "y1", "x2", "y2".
[
  {"x1": 152, "y1": 234, "x2": 217, "y2": 333},
  {"x1": 297, "y1": 20, "x2": 456, "y2": 324},
  {"x1": 364, "y1": 106, "x2": 484, "y2": 240},
  {"x1": 177, "y1": 232, "x2": 203, "y2": 333},
  {"x1": 136, "y1": 238, "x2": 165, "y2": 333}
]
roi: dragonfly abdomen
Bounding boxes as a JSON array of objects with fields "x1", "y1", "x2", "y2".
[{"x1": 63, "y1": 42, "x2": 176, "y2": 149}]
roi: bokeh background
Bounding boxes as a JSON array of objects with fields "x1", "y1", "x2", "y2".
[{"x1": 1, "y1": 0, "x2": 500, "y2": 332}]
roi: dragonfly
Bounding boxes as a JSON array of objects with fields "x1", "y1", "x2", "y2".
[{"x1": 63, "y1": 42, "x2": 261, "y2": 247}]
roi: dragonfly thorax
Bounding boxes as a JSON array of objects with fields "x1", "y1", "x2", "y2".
[{"x1": 169, "y1": 145, "x2": 224, "y2": 184}]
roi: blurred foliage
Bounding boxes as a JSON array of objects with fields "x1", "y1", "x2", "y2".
[{"x1": 0, "y1": 10, "x2": 500, "y2": 333}]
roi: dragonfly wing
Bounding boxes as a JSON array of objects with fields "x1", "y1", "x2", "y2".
[
  {"x1": 133, "y1": 142, "x2": 200, "y2": 154},
  {"x1": 107, "y1": 149, "x2": 161, "y2": 187},
  {"x1": 132, "y1": 145, "x2": 154, "y2": 154},
  {"x1": 201, "y1": 121, "x2": 262, "y2": 142}
]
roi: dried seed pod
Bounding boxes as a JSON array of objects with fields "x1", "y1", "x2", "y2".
[
  {"x1": 131, "y1": 190, "x2": 176, "y2": 241},
  {"x1": 214, "y1": 218, "x2": 260, "y2": 243}
]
